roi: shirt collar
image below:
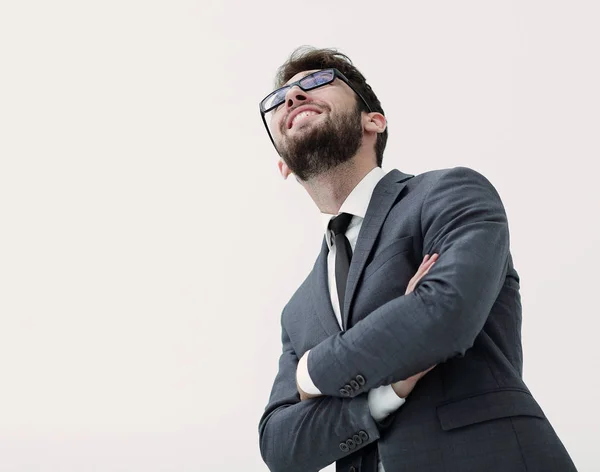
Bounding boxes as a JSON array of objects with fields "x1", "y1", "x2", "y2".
[{"x1": 320, "y1": 166, "x2": 388, "y2": 242}]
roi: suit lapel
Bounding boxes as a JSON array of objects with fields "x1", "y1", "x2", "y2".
[
  {"x1": 311, "y1": 236, "x2": 342, "y2": 336},
  {"x1": 342, "y1": 169, "x2": 413, "y2": 329}
]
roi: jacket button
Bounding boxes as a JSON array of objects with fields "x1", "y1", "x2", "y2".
[
  {"x1": 356, "y1": 375, "x2": 365, "y2": 385},
  {"x1": 339, "y1": 442, "x2": 350, "y2": 452},
  {"x1": 353, "y1": 434, "x2": 362, "y2": 445},
  {"x1": 358, "y1": 430, "x2": 369, "y2": 441},
  {"x1": 350, "y1": 380, "x2": 359, "y2": 390},
  {"x1": 339, "y1": 388, "x2": 350, "y2": 397},
  {"x1": 344, "y1": 384, "x2": 353, "y2": 393},
  {"x1": 346, "y1": 438, "x2": 356, "y2": 450}
]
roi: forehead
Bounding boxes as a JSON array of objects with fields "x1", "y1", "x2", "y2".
[{"x1": 284, "y1": 69, "x2": 320, "y2": 86}]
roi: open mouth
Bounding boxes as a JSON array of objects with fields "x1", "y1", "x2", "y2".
[
  {"x1": 290, "y1": 110, "x2": 321, "y2": 128},
  {"x1": 287, "y1": 106, "x2": 323, "y2": 130}
]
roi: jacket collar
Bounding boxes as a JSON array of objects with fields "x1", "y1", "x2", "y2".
[{"x1": 311, "y1": 169, "x2": 414, "y2": 335}]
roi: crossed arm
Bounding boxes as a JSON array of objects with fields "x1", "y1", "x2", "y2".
[
  {"x1": 259, "y1": 167, "x2": 511, "y2": 471},
  {"x1": 296, "y1": 253, "x2": 438, "y2": 402},
  {"x1": 259, "y1": 325, "x2": 382, "y2": 472},
  {"x1": 259, "y1": 256, "x2": 438, "y2": 472},
  {"x1": 304, "y1": 167, "x2": 510, "y2": 397}
]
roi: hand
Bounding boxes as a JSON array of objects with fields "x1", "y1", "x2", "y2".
[
  {"x1": 391, "y1": 254, "x2": 439, "y2": 398},
  {"x1": 296, "y1": 352, "x2": 322, "y2": 401},
  {"x1": 296, "y1": 381, "x2": 320, "y2": 401},
  {"x1": 405, "y1": 253, "x2": 438, "y2": 295},
  {"x1": 391, "y1": 365, "x2": 436, "y2": 398}
]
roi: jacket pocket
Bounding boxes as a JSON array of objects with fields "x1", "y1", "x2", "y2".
[
  {"x1": 363, "y1": 236, "x2": 413, "y2": 280},
  {"x1": 436, "y1": 388, "x2": 545, "y2": 431}
]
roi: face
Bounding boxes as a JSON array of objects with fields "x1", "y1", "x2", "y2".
[{"x1": 267, "y1": 70, "x2": 365, "y2": 181}]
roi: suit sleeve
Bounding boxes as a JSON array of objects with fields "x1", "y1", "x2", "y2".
[
  {"x1": 297, "y1": 350, "x2": 405, "y2": 419},
  {"x1": 259, "y1": 317, "x2": 381, "y2": 472},
  {"x1": 306, "y1": 167, "x2": 511, "y2": 397}
]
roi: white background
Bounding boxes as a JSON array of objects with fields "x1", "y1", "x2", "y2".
[{"x1": 1, "y1": 1, "x2": 598, "y2": 471}]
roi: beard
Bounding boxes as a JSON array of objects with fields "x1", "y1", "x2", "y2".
[{"x1": 277, "y1": 103, "x2": 363, "y2": 181}]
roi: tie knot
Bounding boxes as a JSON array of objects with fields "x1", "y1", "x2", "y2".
[{"x1": 329, "y1": 212, "x2": 353, "y2": 236}]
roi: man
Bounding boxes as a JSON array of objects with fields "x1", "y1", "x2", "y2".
[{"x1": 258, "y1": 47, "x2": 577, "y2": 472}]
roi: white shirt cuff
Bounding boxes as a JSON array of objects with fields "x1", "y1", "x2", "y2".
[
  {"x1": 296, "y1": 350, "x2": 322, "y2": 395},
  {"x1": 368, "y1": 385, "x2": 405, "y2": 422}
]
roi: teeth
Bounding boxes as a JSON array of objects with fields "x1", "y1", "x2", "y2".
[{"x1": 292, "y1": 110, "x2": 319, "y2": 127}]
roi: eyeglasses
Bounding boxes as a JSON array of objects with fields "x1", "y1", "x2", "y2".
[{"x1": 259, "y1": 68, "x2": 372, "y2": 150}]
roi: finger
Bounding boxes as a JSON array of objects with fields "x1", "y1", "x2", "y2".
[
  {"x1": 425, "y1": 253, "x2": 439, "y2": 266},
  {"x1": 412, "y1": 265, "x2": 430, "y2": 285},
  {"x1": 419, "y1": 253, "x2": 438, "y2": 271},
  {"x1": 419, "y1": 255, "x2": 438, "y2": 274},
  {"x1": 417, "y1": 255, "x2": 431, "y2": 270},
  {"x1": 416, "y1": 264, "x2": 435, "y2": 284},
  {"x1": 416, "y1": 257, "x2": 436, "y2": 278},
  {"x1": 415, "y1": 365, "x2": 437, "y2": 380},
  {"x1": 408, "y1": 254, "x2": 439, "y2": 294},
  {"x1": 406, "y1": 273, "x2": 425, "y2": 295},
  {"x1": 417, "y1": 257, "x2": 433, "y2": 275},
  {"x1": 421, "y1": 262, "x2": 436, "y2": 277}
]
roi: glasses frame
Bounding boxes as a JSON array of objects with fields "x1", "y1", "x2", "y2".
[{"x1": 259, "y1": 68, "x2": 373, "y2": 151}]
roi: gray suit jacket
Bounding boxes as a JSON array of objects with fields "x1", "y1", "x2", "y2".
[{"x1": 259, "y1": 167, "x2": 576, "y2": 472}]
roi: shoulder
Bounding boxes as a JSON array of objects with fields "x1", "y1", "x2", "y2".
[
  {"x1": 398, "y1": 166, "x2": 499, "y2": 195},
  {"x1": 406, "y1": 166, "x2": 492, "y2": 182}
]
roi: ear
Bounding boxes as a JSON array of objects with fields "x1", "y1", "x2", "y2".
[
  {"x1": 364, "y1": 112, "x2": 387, "y2": 134},
  {"x1": 277, "y1": 159, "x2": 293, "y2": 180}
]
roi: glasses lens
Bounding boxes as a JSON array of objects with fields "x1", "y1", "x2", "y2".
[
  {"x1": 262, "y1": 86, "x2": 290, "y2": 112},
  {"x1": 300, "y1": 69, "x2": 335, "y2": 90},
  {"x1": 261, "y1": 70, "x2": 335, "y2": 113}
]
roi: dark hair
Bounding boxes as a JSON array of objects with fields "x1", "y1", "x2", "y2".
[{"x1": 275, "y1": 46, "x2": 388, "y2": 166}]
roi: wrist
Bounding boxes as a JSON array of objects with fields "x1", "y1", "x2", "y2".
[{"x1": 391, "y1": 381, "x2": 410, "y2": 399}]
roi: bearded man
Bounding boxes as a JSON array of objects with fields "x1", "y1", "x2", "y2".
[{"x1": 258, "y1": 47, "x2": 577, "y2": 472}]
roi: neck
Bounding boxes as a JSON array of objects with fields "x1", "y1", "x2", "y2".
[{"x1": 300, "y1": 155, "x2": 378, "y2": 215}]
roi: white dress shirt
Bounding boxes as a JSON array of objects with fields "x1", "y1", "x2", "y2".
[{"x1": 296, "y1": 166, "x2": 404, "y2": 472}]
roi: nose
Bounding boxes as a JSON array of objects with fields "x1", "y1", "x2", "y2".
[{"x1": 284, "y1": 85, "x2": 308, "y2": 109}]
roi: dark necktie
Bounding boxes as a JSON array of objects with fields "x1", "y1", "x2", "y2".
[
  {"x1": 329, "y1": 212, "x2": 354, "y2": 324},
  {"x1": 331, "y1": 214, "x2": 379, "y2": 472}
]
